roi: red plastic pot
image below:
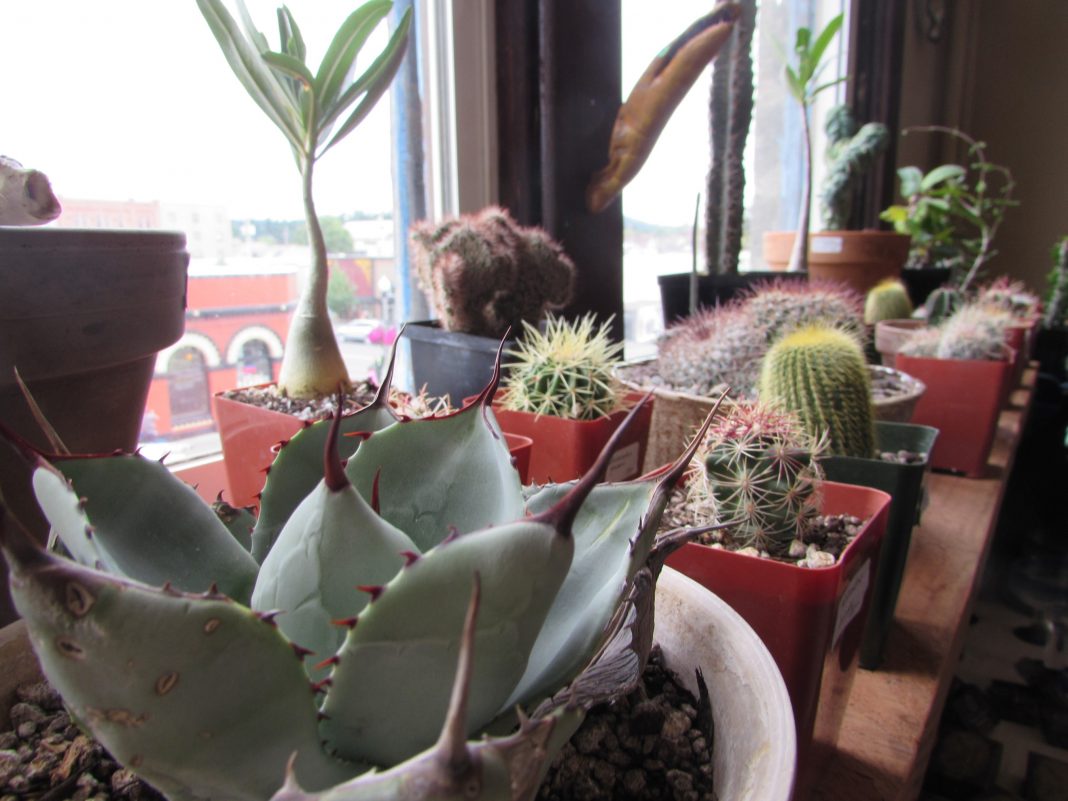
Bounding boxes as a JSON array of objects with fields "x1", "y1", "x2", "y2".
[
  {"x1": 214, "y1": 390, "x2": 536, "y2": 508},
  {"x1": 894, "y1": 352, "x2": 1013, "y2": 477},
  {"x1": 488, "y1": 395, "x2": 653, "y2": 484},
  {"x1": 666, "y1": 481, "x2": 890, "y2": 800}
]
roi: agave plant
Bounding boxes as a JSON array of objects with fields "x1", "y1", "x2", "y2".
[
  {"x1": 197, "y1": 0, "x2": 411, "y2": 399},
  {"x1": 0, "y1": 346, "x2": 720, "y2": 801}
]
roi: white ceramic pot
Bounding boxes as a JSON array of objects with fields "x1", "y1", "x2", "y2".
[{"x1": 655, "y1": 568, "x2": 796, "y2": 801}]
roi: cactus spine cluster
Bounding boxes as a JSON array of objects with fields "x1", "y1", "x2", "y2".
[
  {"x1": 741, "y1": 279, "x2": 866, "y2": 345},
  {"x1": 410, "y1": 206, "x2": 576, "y2": 340},
  {"x1": 820, "y1": 105, "x2": 890, "y2": 230},
  {"x1": 899, "y1": 303, "x2": 1010, "y2": 361},
  {"x1": 759, "y1": 324, "x2": 877, "y2": 458},
  {"x1": 0, "y1": 340, "x2": 718, "y2": 801},
  {"x1": 864, "y1": 278, "x2": 914, "y2": 325},
  {"x1": 688, "y1": 401, "x2": 825, "y2": 556},
  {"x1": 705, "y1": 0, "x2": 755, "y2": 275},
  {"x1": 501, "y1": 314, "x2": 623, "y2": 421}
]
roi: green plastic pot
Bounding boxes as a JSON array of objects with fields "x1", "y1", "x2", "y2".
[{"x1": 821, "y1": 421, "x2": 939, "y2": 669}]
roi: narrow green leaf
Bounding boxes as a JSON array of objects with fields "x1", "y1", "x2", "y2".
[
  {"x1": 278, "y1": 5, "x2": 307, "y2": 63},
  {"x1": 320, "y1": 9, "x2": 411, "y2": 155},
  {"x1": 314, "y1": 1, "x2": 392, "y2": 115},
  {"x1": 810, "y1": 75, "x2": 848, "y2": 99},
  {"x1": 807, "y1": 13, "x2": 843, "y2": 75},
  {"x1": 264, "y1": 51, "x2": 315, "y2": 88},
  {"x1": 197, "y1": 0, "x2": 306, "y2": 153},
  {"x1": 235, "y1": 0, "x2": 270, "y2": 53}
]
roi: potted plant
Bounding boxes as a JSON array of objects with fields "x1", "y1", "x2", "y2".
[
  {"x1": 0, "y1": 356, "x2": 797, "y2": 801},
  {"x1": 756, "y1": 323, "x2": 939, "y2": 670},
  {"x1": 197, "y1": 0, "x2": 412, "y2": 504},
  {"x1": 0, "y1": 158, "x2": 188, "y2": 625},
  {"x1": 1038, "y1": 236, "x2": 1068, "y2": 380},
  {"x1": 489, "y1": 314, "x2": 651, "y2": 484},
  {"x1": 880, "y1": 126, "x2": 1017, "y2": 314},
  {"x1": 896, "y1": 303, "x2": 1015, "y2": 476},
  {"x1": 760, "y1": 13, "x2": 845, "y2": 275},
  {"x1": 406, "y1": 206, "x2": 576, "y2": 403},
  {"x1": 663, "y1": 400, "x2": 890, "y2": 799}
]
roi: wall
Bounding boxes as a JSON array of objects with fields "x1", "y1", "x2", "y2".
[{"x1": 897, "y1": 0, "x2": 1068, "y2": 292}]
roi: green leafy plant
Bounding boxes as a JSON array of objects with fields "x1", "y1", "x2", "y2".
[
  {"x1": 0, "y1": 348, "x2": 719, "y2": 801},
  {"x1": 501, "y1": 314, "x2": 623, "y2": 421},
  {"x1": 781, "y1": 13, "x2": 845, "y2": 272},
  {"x1": 880, "y1": 127, "x2": 1016, "y2": 295},
  {"x1": 410, "y1": 206, "x2": 576, "y2": 339},
  {"x1": 197, "y1": 0, "x2": 411, "y2": 399}
]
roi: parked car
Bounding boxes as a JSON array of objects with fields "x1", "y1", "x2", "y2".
[{"x1": 336, "y1": 318, "x2": 384, "y2": 342}]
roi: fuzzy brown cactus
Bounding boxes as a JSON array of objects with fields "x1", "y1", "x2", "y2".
[{"x1": 410, "y1": 207, "x2": 575, "y2": 339}]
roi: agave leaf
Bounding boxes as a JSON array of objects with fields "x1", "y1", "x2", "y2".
[
  {"x1": 38, "y1": 454, "x2": 258, "y2": 605},
  {"x1": 314, "y1": 1, "x2": 391, "y2": 114},
  {"x1": 30, "y1": 461, "x2": 117, "y2": 573},
  {"x1": 211, "y1": 496, "x2": 256, "y2": 553},
  {"x1": 344, "y1": 402, "x2": 523, "y2": 554},
  {"x1": 320, "y1": 517, "x2": 574, "y2": 767},
  {"x1": 251, "y1": 478, "x2": 418, "y2": 680},
  {"x1": 252, "y1": 404, "x2": 398, "y2": 563},
  {"x1": 197, "y1": 0, "x2": 306, "y2": 153},
  {"x1": 1, "y1": 519, "x2": 354, "y2": 801},
  {"x1": 320, "y1": 9, "x2": 411, "y2": 156}
]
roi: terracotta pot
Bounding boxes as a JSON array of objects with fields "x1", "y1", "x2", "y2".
[
  {"x1": 666, "y1": 481, "x2": 891, "y2": 800},
  {"x1": 0, "y1": 228, "x2": 188, "y2": 624},
  {"x1": 0, "y1": 572, "x2": 795, "y2": 801},
  {"x1": 763, "y1": 230, "x2": 910, "y2": 296},
  {"x1": 895, "y1": 351, "x2": 1014, "y2": 477},
  {"x1": 214, "y1": 390, "x2": 535, "y2": 508},
  {"x1": 874, "y1": 318, "x2": 927, "y2": 365},
  {"x1": 488, "y1": 394, "x2": 653, "y2": 484}
]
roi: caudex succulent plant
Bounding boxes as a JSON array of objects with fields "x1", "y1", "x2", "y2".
[
  {"x1": 687, "y1": 401, "x2": 826, "y2": 557},
  {"x1": 759, "y1": 324, "x2": 877, "y2": 459},
  {"x1": 0, "y1": 340, "x2": 721, "y2": 801},
  {"x1": 501, "y1": 314, "x2": 623, "y2": 421},
  {"x1": 197, "y1": 0, "x2": 411, "y2": 399},
  {"x1": 410, "y1": 206, "x2": 576, "y2": 340}
]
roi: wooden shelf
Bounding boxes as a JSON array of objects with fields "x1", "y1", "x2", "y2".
[{"x1": 813, "y1": 369, "x2": 1036, "y2": 801}]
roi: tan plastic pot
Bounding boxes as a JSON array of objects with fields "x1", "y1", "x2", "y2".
[
  {"x1": 0, "y1": 228, "x2": 188, "y2": 624},
  {"x1": 874, "y1": 318, "x2": 927, "y2": 365},
  {"x1": 763, "y1": 231, "x2": 910, "y2": 296}
]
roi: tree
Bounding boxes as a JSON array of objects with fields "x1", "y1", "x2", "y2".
[{"x1": 327, "y1": 266, "x2": 358, "y2": 319}]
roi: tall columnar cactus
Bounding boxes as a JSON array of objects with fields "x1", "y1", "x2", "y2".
[
  {"x1": 900, "y1": 303, "x2": 1010, "y2": 361},
  {"x1": 501, "y1": 314, "x2": 623, "y2": 421},
  {"x1": 657, "y1": 304, "x2": 770, "y2": 399},
  {"x1": 819, "y1": 105, "x2": 890, "y2": 231},
  {"x1": 705, "y1": 0, "x2": 755, "y2": 275},
  {"x1": 0, "y1": 343, "x2": 720, "y2": 801},
  {"x1": 688, "y1": 401, "x2": 825, "y2": 556},
  {"x1": 759, "y1": 324, "x2": 877, "y2": 458},
  {"x1": 864, "y1": 278, "x2": 914, "y2": 325},
  {"x1": 410, "y1": 206, "x2": 576, "y2": 340}
]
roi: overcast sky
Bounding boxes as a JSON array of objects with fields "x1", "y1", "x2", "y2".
[{"x1": 5, "y1": 1, "x2": 712, "y2": 226}]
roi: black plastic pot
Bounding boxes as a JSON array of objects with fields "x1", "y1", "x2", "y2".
[
  {"x1": 822, "y1": 420, "x2": 939, "y2": 670},
  {"x1": 402, "y1": 320, "x2": 514, "y2": 403},
  {"x1": 899, "y1": 267, "x2": 952, "y2": 309},
  {"x1": 1035, "y1": 325, "x2": 1068, "y2": 381},
  {"x1": 657, "y1": 271, "x2": 805, "y2": 325}
]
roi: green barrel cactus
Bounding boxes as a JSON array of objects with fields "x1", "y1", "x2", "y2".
[
  {"x1": 687, "y1": 401, "x2": 825, "y2": 556},
  {"x1": 759, "y1": 324, "x2": 877, "y2": 458},
  {"x1": 0, "y1": 344, "x2": 721, "y2": 801},
  {"x1": 501, "y1": 313, "x2": 622, "y2": 421},
  {"x1": 864, "y1": 278, "x2": 914, "y2": 325}
]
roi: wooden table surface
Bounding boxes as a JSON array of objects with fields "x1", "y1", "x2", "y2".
[{"x1": 813, "y1": 370, "x2": 1035, "y2": 801}]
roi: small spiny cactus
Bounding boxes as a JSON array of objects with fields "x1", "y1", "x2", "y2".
[
  {"x1": 501, "y1": 314, "x2": 623, "y2": 421},
  {"x1": 864, "y1": 278, "x2": 914, "y2": 325},
  {"x1": 899, "y1": 303, "x2": 1010, "y2": 361},
  {"x1": 410, "y1": 206, "x2": 575, "y2": 339},
  {"x1": 976, "y1": 276, "x2": 1040, "y2": 318},
  {"x1": 740, "y1": 278, "x2": 866, "y2": 346},
  {"x1": 759, "y1": 324, "x2": 877, "y2": 458},
  {"x1": 688, "y1": 401, "x2": 825, "y2": 556}
]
